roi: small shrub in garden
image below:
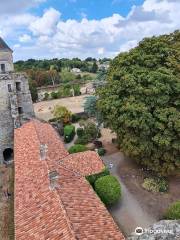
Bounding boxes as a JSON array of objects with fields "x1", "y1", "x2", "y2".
[
  {"x1": 44, "y1": 92, "x2": 49, "y2": 100},
  {"x1": 142, "y1": 177, "x2": 168, "y2": 193},
  {"x1": 97, "y1": 148, "x2": 106, "y2": 156},
  {"x1": 75, "y1": 135, "x2": 89, "y2": 145},
  {"x1": 76, "y1": 128, "x2": 84, "y2": 137},
  {"x1": 71, "y1": 114, "x2": 80, "y2": 123},
  {"x1": 164, "y1": 201, "x2": 180, "y2": 220},
  {"x1": 51, "y1": 91, "x2": 59, "y2": 99},
  {"x1": 64, "y1": 125, "x2": 75, "y2": 143},
  {"x1": 86, "y1": 167, "x2": 110, "y2": 186},
  {"x1": 68, "y1": 144, "x2": 87, "y2": 154},
  {"x1": 95, "y1": 175, "x2": 121, "y2": 206}
]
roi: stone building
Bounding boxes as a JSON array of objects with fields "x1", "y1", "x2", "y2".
[{"x1": 0, "y1": 37, "x2": 34, "y2": 163}]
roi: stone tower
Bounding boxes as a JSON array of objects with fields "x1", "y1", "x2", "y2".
[{"x1": 0, "y1": 37, "x2": 34, "y2": 163}]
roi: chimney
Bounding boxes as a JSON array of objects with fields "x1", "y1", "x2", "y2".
[
  {"x1": 40, "y1": 144, "x2": 48, "y2": 160},
  {"x1": 49, "y1": 170, "x2": 59, "y2": 190}
]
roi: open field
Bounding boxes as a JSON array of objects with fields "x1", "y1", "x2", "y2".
[{"x1": 34, "y1": 95, "x2": 91, "y2": 121}]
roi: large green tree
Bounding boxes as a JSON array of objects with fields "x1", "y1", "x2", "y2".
[{"x1": 97, "y1": 31, "x2": 180, "y2": 176}]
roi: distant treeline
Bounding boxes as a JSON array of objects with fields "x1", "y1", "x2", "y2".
[{"x1": 14, "y1": 57, "x2": 111, "y2": 72}]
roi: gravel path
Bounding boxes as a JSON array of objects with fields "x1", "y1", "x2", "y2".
[{"x1": 102, "y1": 152, "x2": 157, "y2": 237}]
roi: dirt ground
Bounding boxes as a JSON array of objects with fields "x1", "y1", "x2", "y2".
[
  {"x1": 34, "y1": 95, "x2": 91, "y2": 121},
  {"x1": 99, "y1": 129, "x2": 180, "y2": 234},
  {"x1": 118, "y1": 157, "x2": 180, "y2": 220},
  {"x1": 99, "y1": 128, "x2": 118, "y2": 155},
  {"x1": 0, "y1": 164, "x2": 14, "y2": 240}
]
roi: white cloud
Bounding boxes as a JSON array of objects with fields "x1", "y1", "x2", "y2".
[
  {"x1": 19, "y1": 34, "x2": 31, "y2": 42},
  {"x1": 29, "y1": 8, "x2": 61, "y2": 36},
  {"x1": 1, "y1": 0, "x2": 179, "y2": 60}
]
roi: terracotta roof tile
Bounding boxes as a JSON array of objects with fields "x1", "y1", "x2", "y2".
[{"x1": 14, "y1": 120, "x2": 125, "y2": 240}]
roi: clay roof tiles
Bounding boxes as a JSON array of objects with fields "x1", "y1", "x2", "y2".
[{"x1": 14, "y1": 119, "x2": 124, "y2": 240}]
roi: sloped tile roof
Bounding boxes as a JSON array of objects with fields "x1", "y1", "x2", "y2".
[
  {"x1": 0, "y1": 37, "x2": 13, "y2": 52},
  {"x1": 14, "y1": 119, "x2": 124, "y2": 240}
]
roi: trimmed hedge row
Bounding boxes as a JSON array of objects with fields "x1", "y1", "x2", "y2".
[
  {"x1": 68, "y1": 144, "x2": 87, "y2": 154},
  {"x1": 64, "y1": 125, "x2": 75, "y2": 143}
]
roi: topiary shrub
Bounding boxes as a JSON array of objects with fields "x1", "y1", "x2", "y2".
[
  {"x1": 142, "y1": 177, "x2": 168, "y2": 193},
  {"x1": 76, "y1": 128, "x2": 84, "y2": 137},
  {"x1": 68, "y1": 144, "x2": 87, "y2": 154},
  {"x1": 64, "y1": 125, "x2": 75, "y2": 143},
  {"x1": 94, "y1": 175, "x2": 121, "y2": 205},
  {"x1": 164, "y1": 201, "x2": 180, "y2": 220},
  {"x1": 97, "y1": 148, "x2": 106, "y2": 156},
  {"x1": 86, "y1": 167, "x2": 110, "y2": 187}
]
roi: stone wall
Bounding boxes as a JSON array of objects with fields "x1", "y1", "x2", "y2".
[
  {"x1": 0, "y1": 73, "x2": 34, "y2": 163},
  {"x1": 0, "y1": 50, "x2": 14, "y2": 73},
  {"x1": 128, "y1": 220, "x2": 180, "y2": 240}
]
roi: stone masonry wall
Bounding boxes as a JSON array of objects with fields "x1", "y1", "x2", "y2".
[{"x1": 0, "y1": 73, "x2": 34, "y2": 163}]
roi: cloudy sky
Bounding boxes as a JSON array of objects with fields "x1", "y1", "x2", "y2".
[{"x1": 0, "y1": 0, "x2": 179, "y2": 60}]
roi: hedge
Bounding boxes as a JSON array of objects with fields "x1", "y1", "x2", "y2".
[
  {"x1": 64, "y1": 125, "x2": 75, "y2": 143},
  {"x1": 94, "y1": 175, "x2": 121, "y2": 206},
  {"x1": 164, "y1": 201, "x2": 180, "y2": 220},
  {"x1": 68, "y1": 144, "x2": 87, "y2": 154},
  {"x1": 86, "y1": 167, "x2": 110, "y2": 187}
]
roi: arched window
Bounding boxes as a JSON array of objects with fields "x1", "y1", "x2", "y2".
[{"x1": 3, "y1": 148, "x2": 13, "y2": 162}]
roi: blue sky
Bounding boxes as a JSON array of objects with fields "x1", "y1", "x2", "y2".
[
  {"x1": 0, "y1": 0, "x2": 179, "y2": 60},
  {"x1": 33, "y1": 0, "x2": 144, "y2": 20}
]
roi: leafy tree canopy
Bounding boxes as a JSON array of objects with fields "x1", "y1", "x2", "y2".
[
  {"x1": 53, "y1": 105, "x2": 72, "y2": 124},
  {"x1": 97, "y1": 30, "x2": 180, "y2": 176}
]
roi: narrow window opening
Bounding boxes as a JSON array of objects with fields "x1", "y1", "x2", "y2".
[
  {"x1": 18, "y1": 107, "x2": 23, "y2": 114},
  {"x1": 3, "y1": 148, "x2": 13, "y2": 162},
  {"x1": 16, "y1": 82, "x2": 21, "y2": 91},
  {"x1": 1, "y1": 64, "x2": 5, "y2": 73},
  {"x1": 8, "y1": 84, "x2": 12, "y2": 92}
]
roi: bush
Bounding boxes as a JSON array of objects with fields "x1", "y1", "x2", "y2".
[
  {"x1": 44, "y1": 92, "x2": 49, "y2": 100},
  {"x1": 53, "y1": 105, "x2": 72, "y2": 124},
  {"x1": 76, "y1": 128, "x2": 84, "y2": 137},
  {"x1": 97, "y1": 148, "x2": 106, "y2": 156},
  {"x1": 71, "y1": 114, "x2": 80, "y2": 123},
  {"x1": 75, "y1": 135, "x2": 89, "y2": 145},
  {"x1": 68, "y1": 144, "x2": 87, "y2": 154},
  {"x1": 142, "y1": 177, "x2": 168, "y2": 193},
  {"x1": 51, "y1": 91, "x2": 59, "y2": 99},
  {"x1": 64, "y1": 125, "x2": 75, "y2": 143},
  {"x1": 79, "y1": 120, "x2": 98, "y2": 142},
  {"x1": 95, "y1": 175, "x2": 121, "y2": 205},
  {"x1": 164, "y1": 201, "x2": 180, "y2": 220},
  {"x1": 86, "y1": 167, "x2": 110, "y2": 186}
]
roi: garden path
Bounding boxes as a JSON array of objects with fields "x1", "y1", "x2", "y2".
[{"x1": 102, "y1": 152, "x2": 157, "y2": 237}]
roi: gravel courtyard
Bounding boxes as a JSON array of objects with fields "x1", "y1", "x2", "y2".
[{"x1": 34, "y1": 95, "x2": 91, "y2": 121}]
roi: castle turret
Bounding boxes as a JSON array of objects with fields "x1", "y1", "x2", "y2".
[
  {"x1": 0, "y1": 37, "x2": 14, "y2": 73},
  {"x1": 0, "y1": 37, "x2": 34, "y2": 163}
]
